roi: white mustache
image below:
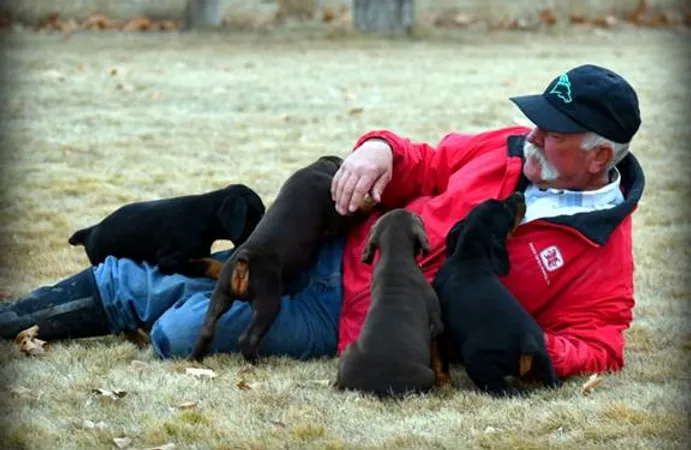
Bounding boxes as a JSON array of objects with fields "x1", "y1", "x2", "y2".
[{"x1": 523, "y1": 141, "x2": 560, "y2": 181}]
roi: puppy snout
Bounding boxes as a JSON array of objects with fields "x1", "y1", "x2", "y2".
[{"x1": 509, "y1": 191, "x2": 525, "y2": 205}]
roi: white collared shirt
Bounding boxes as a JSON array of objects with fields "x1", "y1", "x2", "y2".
[{"x1": 521, "y1": 168, "x2": 624, "y2": 224}]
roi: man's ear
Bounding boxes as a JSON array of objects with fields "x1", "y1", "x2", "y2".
[
  {"x1": 588, "y1": 144, "x2": 614, "y2": 174},
  {"x1": 445, "y1": 219, "x2": 466, "y2": 258},
  {"x1": 488, "y1": 235, "x2": 510, "y2": 276},
  {"x1": 217, "y1": 196, "x2": 248, "y2": 242}
]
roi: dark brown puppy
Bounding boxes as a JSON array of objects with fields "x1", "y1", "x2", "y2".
[
  {"x1": 190, "y1": 155, "x2": 370, "y2": 363},
  {"x1": 68, "y1": 184, "x2": 265, "y2": 278},
  {"x1": 334, "y1": 209, "x2": 446, "y2": 398}
]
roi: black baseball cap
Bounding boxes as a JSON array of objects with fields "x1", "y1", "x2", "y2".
[{"x1": 510, "y1": 64, "x2": 641, "y2": 143}]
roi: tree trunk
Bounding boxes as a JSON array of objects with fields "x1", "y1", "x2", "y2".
[
  {"x1": 353, "y1": 0, "x2": 415, "y2": 33},
  {"x1": 184, "y1": 0, "x2": 223, "y2": 30}
]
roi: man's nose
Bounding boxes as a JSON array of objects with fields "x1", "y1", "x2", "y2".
[{"x1": 527, "y1": 128, "x2": 546, "y2": 146}]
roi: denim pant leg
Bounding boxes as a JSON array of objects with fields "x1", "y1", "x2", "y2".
[
  {"x1": 94, "y1": 251, "x2": 233, "y2": 334},
  {"x1": 149, "y1": 237, "x2": 345, "y2": 360}
]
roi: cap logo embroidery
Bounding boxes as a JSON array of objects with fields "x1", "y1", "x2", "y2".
[{"x1": 549, "y1": 74, "x2": 573, "y2": 104}]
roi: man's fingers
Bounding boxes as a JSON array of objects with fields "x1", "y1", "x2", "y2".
[
  {"x1": 348, "y1": 175, "x2": 375, "y2": 213},
  {"x1": 331, "y1": 167, "x2": 344, "y2": 201},
  {"x1": 371, "y1": 171, "x2": 391, "y2": 203},
  {"x1": 337, "y1": 173, "x2": 358, "y2": 215}
]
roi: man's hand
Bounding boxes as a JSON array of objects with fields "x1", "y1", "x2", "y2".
[{"x1": 331, "y1": 139, "x2": 393, "y2": 215}]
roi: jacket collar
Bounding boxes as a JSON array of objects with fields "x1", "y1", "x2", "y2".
[{"x1": 507, "y1": 134, "x2": 646, "y2": 246}]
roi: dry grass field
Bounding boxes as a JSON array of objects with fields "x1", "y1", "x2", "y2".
[{"x1": 0, "y1": 24, "x2": 689, "y2": 450}]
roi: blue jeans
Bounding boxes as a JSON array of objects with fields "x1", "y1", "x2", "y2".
[{"x1": 92, "y1": 237, "x2": 345, "y2": 360}]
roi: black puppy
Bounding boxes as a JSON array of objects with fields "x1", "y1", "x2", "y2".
[
  {"x1": 335, "y1": 209, "x2": 447, "y2": 397},
  {"x1": 432, "y1": 192, "x2": 561, "y2": 396},
  {"x1": 190, "y1": 155, "x2": 372, "y2": 363},
  {"x1": 68, "y1": 184, "x2": 265, "y2": 278}
]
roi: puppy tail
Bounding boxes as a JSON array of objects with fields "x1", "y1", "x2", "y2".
[
  {"x1": 68, "y1": 227, "x2": 92, "y2": 246},
  {"x1": 230, "y1": 250, "x2": 251, "y2": 298}
]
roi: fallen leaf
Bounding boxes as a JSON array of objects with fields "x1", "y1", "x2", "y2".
[
  {"x1": 92, "y1": 388, "x2": 127, "y2": 401},
  {"x1": 113, "y1": 437, "x2": 132, "y2": 449},
  {"x1": 82, "y1": 419, "x2": 108, "y2": 430},
  {"x1": 298, "y1": 379, "x2": 332, "y2": 388},
  {"x1": 185, "y1": 367, "x2": 217, "y2": 379},
  {"x1": 110, "y1": 68, "x2": 118, "y2": 76},
  {"x1": 538, "y1": 8, "x2": 557, "y2": 25},
  {"x1": 116, "y1": 83, "x2": 135, "y2": 92},
  {"x1": 130, "y1": 359, "x2": 148, "y2": 370},
  {"x1": 236, "y1": 379, "x2": 251, "y2": 390},
  {"x1": 42, "y1": 69, "x2": 65, "y2": 82},
  {"x1": 175, "y1": 401, "x2": 198, "y2": 410},
  {"x1": 15, "y1": 325, "x2": 47, "y2": 356},
  {"x1": 122, "y1": 16, "x2": 153, "y2": 32},
  {"x1": 453, "y1": 13, "x2": 475, "y2": 27},
  {"x1": 570, "y1": 14, "x2": 589, "y2": 24},
  {"x1": 581, "y1": 373, "x2": 604, "y2": 396},
  {"x1": 141, "y1": 444, "x2": 176, "y2": 450},
  {"x1": 593, "y1": 15, "x2": 618, "y2": 28},
  {"x1": 348, "y1": 107, "x2": 364, "y2": 115},
  {"x1": 9, "y1": 385, "x2": 33, "y2": 398}
]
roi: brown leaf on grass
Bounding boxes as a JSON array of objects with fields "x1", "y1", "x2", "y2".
[
  {"x1": 185, "y1": 367, "x2": 217, "y2": 379},
  {"x1": 348, "y1": 107, "x2": 364, "y2": 116},
  {"x1": 15, "y1": 325, "x2": 47, "y2": 356},
  {"x1": 155, "y1": 20, "x2": 180, "y2": 31},
  {"x1": 131, "y1": 359, "x2": 148, "y2": 370},
  {"x1": 92, "y1": 388, "x2": 127, "y2": 401},
  {"x1": 627, "y1": 0, "x2": 649, "y2": 25},
  {"x1": 175, "y1": 401, "x2": 198, "y2": 410},
  {"x1": 116, "y1": 83, "x2": 135, "y2": 93},
  {"x1": 593, "y1": 15, "x2": 618, "y2": 28},
  {"x1": 538, "y1": 8, "x2": 557, "y2": 26},
  {"x1": 82, "y1": 419, "x2": 108, "y2": 430},
  {"x1": 570, "y1": 14, "x2": 589, "y2": 25},
  {"x1": 140, "y1": 444, "x2": 176, "y2": 450},
  {"x1": 122, "y1": 16, "x2": 153, "y2": 32},
  {"x1": 83, "y1": 13, "x2": 119, "y2": 30},
  {"x1": 237, "y1": 379, "x2": 252, "y2": 390},
  {"x1": 9, "y1": 385, "x2": 33, "y2": 398},
  {"x1": 581, "y1": 373, "x2": 604, "y2": 396},
  {"x1": 113, "y1": 437, "x2": 133, "y2": 448},
  {"x1": 322, "y1": 6, "x2": 337, "y2": 23}
]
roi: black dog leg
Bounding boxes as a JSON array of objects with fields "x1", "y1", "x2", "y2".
[
  {"x1": 190, "y1": 289, "x2": 236, "y2": 361},
  {"x1": 237, "y1": 277, "x2": 282, "y2": 364}
]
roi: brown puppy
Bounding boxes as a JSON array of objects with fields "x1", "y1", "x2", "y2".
[
  {"x1": 190, "y1": 155, "x2": 370, "y2": 363},
  {"x1": 334, "y1": 209, "x2": 446, "y2": 398}
]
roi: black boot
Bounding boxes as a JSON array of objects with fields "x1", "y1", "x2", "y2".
[{"x1": 0, "y1": 268, "x2": 111, "y2": 341}]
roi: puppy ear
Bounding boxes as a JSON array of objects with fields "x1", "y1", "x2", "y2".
[
  {"x1": 489, "y1": 235, "x2": 511, "y2": 276},
  {"x1": 361, "y1": 226, "x2": 379, "y2": 265},
  {"x1": 217, "y1": 195, "x2": 248, "y2": 242},
  {"x1": 413, "y1": 217, "x2": 430, "y2": 258},
  {"x1": 445, "y1": 219, "x2": 466, "y2": 258}
]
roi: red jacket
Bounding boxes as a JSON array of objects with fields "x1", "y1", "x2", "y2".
[{"x1": 338, "y1": 126, "x2": 645, "y2": 378}]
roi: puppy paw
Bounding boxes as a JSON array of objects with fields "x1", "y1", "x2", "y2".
[
  {"x1": 434, "y1": 371, "x2": 453, "y2": 388},
  {"x1": 238, "y1": 333, "x2": 260, "y2": 364}
]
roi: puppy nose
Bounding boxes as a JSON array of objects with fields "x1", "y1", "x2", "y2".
[{"x1": 511, "y1": 191, "x2": 525, "y2": 202}]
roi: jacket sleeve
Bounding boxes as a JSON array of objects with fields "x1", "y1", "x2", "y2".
[
  {"x1": 351, "y1": 126, "x2": 530, "y2": 208},
  {"x1": 543, "y1": 293, "x2": 635, "y2": 378}
]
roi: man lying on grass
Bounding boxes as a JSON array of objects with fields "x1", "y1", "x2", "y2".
[{"x1": 1, "y1": 64, "x2": 645, "y2": 384}]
